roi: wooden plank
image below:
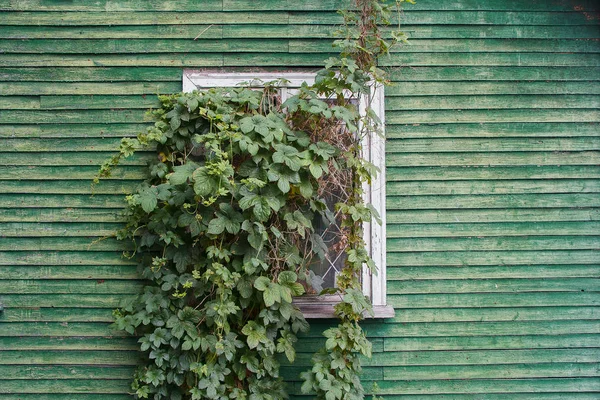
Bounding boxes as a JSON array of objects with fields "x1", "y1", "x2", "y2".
[
  {"x1": 386, "y1": 209, "x2": 600, "y2": 224},
  {"x1": 0, "y1": 265, "x2": 138, "y2": 280},
  {"x1": 0, "y1": 294, "x2": 131, "y2": 308},
  {"x1": 386, "y1": 152, "x2": 600, "y2": 167},
  {"x1": 386, "y1": 109, "x2": 600, "y2": 124},
  {"x1": 9, "y1": 0, "x2": 592, "y2": 13},
  {"x1": 0, "y1": 280, "x2": 144, "y2": 294},
  {"x1": 391, "y1": 306, "x2": 599, "y2": 323},
  {"x1": 3, "y1": 138, "x2": 141, "y2": 152},
  {"x1": 0, "y1": 365, "x2": 135, "y2": 380},
  {"x1": 387, "y1": 166, "x2": 600, "y2": 181},
  {"x1": 386, "y1": 95, "x2": 600, "y2": 111},
  {"x1": 0, "y1": 209, "x2": 125, "y2": 223},
  {"x1": 383, "y1": 363, "x2": 600, "y2": 380},
  {"x1": 290, "y1": 390, "x2": 600, "y2": 399},
  {"x1": 0, "y1": 222, "x2": 123, "y2": 237},
  {"x1": 0, "y1": 152, "x2": 151, "y2": 166},
  {"x1": 0, "y1": 237, "x2": 130, "y2": 251},
  {"x1": 0, "y1": 12, "x2": 292, "y2": 26},
  {"x1": 0, "y1": 194, "x2": 127, "y2": 208},
  {"x1": 389, "y1": 66, "x2": 600, "y2": 81},
  {"x1": 225, "y1": 0, "x2": 600, "y2": 12},
  {"x1": 0, "y1": 53, "x2": 224, "y2": 67},
  {"x1": 0, "y1": 96, "x2": 40, "y2": 110},
  {"x1": 1, "y1": 123, "x2": 149, "y2": 138},
  {"x1": 0, "y1": 109, "x2": 147, "y2": 124},
  {"x1": 387, "y1": 277, "x2": 599, "y2": 294},
  {"x1": 396, "y1": 25, "x2": 600, "y2": 39},
  {"x1": 387, "y1": 122, "x2": 600, "y2": 138},
  {"x1": 384, "y1": 334, "x2": 600, "y2": 351},
  {"x1": 0, "y1": 67, "x2": 182, "y2": 82},
  {"x1": 0, "y1": 25, "x2": 225, "y2": 40},
  {"x1": 1, "y1": 0, "x2": 224, "y2": 11},
  {"x1": 39, "y1": 95, "x2": 162, "y2": 110},
  {"x1": 363, "y1": 321, "x2": 600, "y2": 338},
  {"x1": 289, "y1": 11, "x2": 600, "y2": 26},
  {"x1": 387, "y1": 250, "x2": 600, "y2": 266},
  {"x1": 0, "y1": 379, "x2": 169, "y2": 394},
  {"x1": 382, "y1": 52, "x2": 600, "y2": 67},
  {"x1": 0, "y1": 336, "x2": 137, "y2": 352},
  {"x1": 0, "y1": 180, "x2": 138, "y2": 195},
  {"x1": 0, "y1": 395, "x2": 131, "y2": 400},
  {"x1": 223, "y1": 52, "x2": 328, "y2": 67},
  {"x1": 386, "y1": 82, "x2": 600, "y2": 96},
  {"x1": 387, "y1": 265, "x2": 600, "y2": 280},
  {"x1": 0, "y1": 82, "x2": 181, "y2": 96},
  {"x1": 0, "y1": 166, "x2": 145, "y2": 180},
  {"x1": 0, "y1": 322, "x2": 126, "y2": 337},
  {"x1": 387, "y1": 236, "x2": 600, "y2": 251},
  {"x1": 289, "y1": 349, "x2": 600, "y2": 366},
  {"x1": 291, "y1": 38, "x2": 600, "y2": 54},
  {"x1": 386, "y1": 222, "x2": 599, "y2": 237},
  {"x1": 388, "y1": 292, "x2": 600, "y2": 309},
  {"x1": 224, "y1": 25, "x2": 600, "y2": 40},
  {"x1": 373, "y1": 378, "x2": 600, "y2": 395},
  {"x1": 386, "y1": 193, "x2": 600, "y2": 209},
  {"x1": 0, "y1": 251, "x2": 134, "y2": 266},
  {"x1": 386, "y1": 179, "x2": 600, "y2": 195},
  {"x1": 0, "y1": 38, "x2": 290, "y2": 54},
  {"x1": 0, "y1": 308, "x2": 114, "y2": 322}
]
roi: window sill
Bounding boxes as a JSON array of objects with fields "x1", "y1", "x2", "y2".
[{"x1": 293, "y1": 296, "x2": 395, "y2": 319}]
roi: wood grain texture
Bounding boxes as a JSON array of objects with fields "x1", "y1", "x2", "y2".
[{"x1": 1, "y1": 0, "x2": 599, "y2": 398}]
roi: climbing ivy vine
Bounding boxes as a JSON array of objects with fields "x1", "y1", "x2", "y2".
[{"x1": 96, "y1": 1, "x2": 411, "y2": 399}]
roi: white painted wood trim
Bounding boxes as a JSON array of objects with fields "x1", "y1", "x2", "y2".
[
  {"x1": 369, "y1": 83, "x2": 387, "y2": 307},
  {"x1": 182, "y1": 70, "x2": 389, "y2": 310}
]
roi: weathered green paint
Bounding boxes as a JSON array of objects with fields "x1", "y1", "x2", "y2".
[{"x1": 0, "y1": 0, "x2": 598, "y2": 398}]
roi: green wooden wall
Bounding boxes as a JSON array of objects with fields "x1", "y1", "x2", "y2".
[{"x1": 1, "y1": 0, "x2": 599, "y2": 398}]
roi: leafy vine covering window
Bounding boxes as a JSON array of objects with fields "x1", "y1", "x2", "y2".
[
  {"x1": 182, "y1": 72, "x2": 389, "y2": 312},
  {"x1": 95, "y1": 1, "x2": 410, "y2": 399}
]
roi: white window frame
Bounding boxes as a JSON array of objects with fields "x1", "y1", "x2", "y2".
[{"x1": 183, "y1": 71, "x2": 392, "y2": 318}]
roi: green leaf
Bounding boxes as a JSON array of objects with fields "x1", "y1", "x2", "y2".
[
  {"x1": 192, "y1": 167, "x2": 218, "y2": 197},
  {"x1": 207, "y1": 217, "x2": 225, "y2": 235},
  {"x1": 262, "y1": 283, "x2": 281, "y2": 307},
  {"x1": 168, "y1": 162, "x2": 198, "y2": 186},
  {"x1": 272, "y1": 144, "x2": 302, "y2": 171},
  {"x1": 138, "y1": 187, "x2": 157, "y2": 213},
  {"x1": 241, "y1": 321, "x2": 267, "y2": 349},
  {"x1": 253, "y1": 276, "x2": 270, "y2": 292}
]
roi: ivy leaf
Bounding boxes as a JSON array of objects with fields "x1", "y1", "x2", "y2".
[
  {"x1": 267, "y1": 165, "x2": 300, "y2": 194},
  {"x1": 168, "y1": 162, "x2": 198, "y2": 186},
  {"x1": 252, "y1": 196, "x2": 272, "y2": 221},
  {"x1": 239, "y1": 114, "x2": 273, "y2": 141},
  {"x1": 177, "y1": 212, "x2": 203, "y2": 237},
  {"x1": 218, "y1": 203, "x2": 244, "y2": 234},
  {"x1": 192, "y1": 167, "x2": 218, "y2": 197},
  {"x1": 278, "y1": 271, "x2": 305, "y2": 297},
  {"x1": 253, "y1": 276, "x2": 270, "y2": 292},
  {"x1": 343, "y1": 288, "x2": 372, "y2": 316},
  {"x1": 262, "y1": 282, "x2": 282, "y2": 307},
  {"x1": 172, "y1": 248, "x2": 192, "y2": 273},
  {"x1": 276, "y1": 332, "x2": 297, "y2": 362},
  {"x1": 241, "y1": 321, "x2": 267, "y2": 349},
  {"x1": 138, "y1": 187, "x2": 157, "y2": 213},
  {"x1": 272, "y1": 144, "x2": 302, "y2": 171},
  {"x1": 207, "y1": 217, "x2": 225, "y2": 235}
]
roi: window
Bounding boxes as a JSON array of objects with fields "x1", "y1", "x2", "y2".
[{"x1": 183, "y1": 71, "x2": 392, "y2": 318}]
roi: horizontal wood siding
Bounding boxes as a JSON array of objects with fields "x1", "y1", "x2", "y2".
[{"x1": 0, "y1": 0, "x2": 598, "y2": 398}]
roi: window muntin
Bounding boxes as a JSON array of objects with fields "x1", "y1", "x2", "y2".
[{"x1": 182, "y1": 71, "x2": 387, "y2": 309}]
